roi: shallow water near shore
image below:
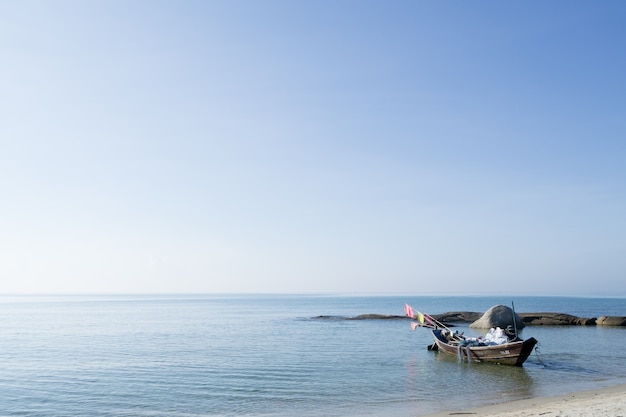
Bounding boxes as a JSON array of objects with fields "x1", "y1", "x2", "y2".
[{"x1": 0, "y1": 294, "x2": 625, "y2": 416}]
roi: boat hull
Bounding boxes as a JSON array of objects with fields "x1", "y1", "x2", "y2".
[{"x1": 432, "y1": 329, "x2": 537, "y2": 366}]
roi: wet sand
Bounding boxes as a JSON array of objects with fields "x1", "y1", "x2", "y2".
[{"x1": 424, "y1": 383, "x2": 626, "y2": 417}]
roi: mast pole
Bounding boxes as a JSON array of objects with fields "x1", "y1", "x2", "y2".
[{"x1": 512, "y1": 301, "x2": 518, "y2": 338}]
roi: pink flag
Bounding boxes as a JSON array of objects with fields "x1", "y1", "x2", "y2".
[
  {"x1": 425, "y1": 314, "x2": 434, "y2": 326},
  {"x1": 410, "y1": 321, "x2": 419, "y2": 331},
  {"x1": 404, "y1": 304, "x2": 414, "y2": 318}
]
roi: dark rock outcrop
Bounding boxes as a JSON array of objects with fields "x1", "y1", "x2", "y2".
[
  {"x1": 469, "y1": 304, "x2": 525, "y2": 329},
  {"x1": 519, "y1": 312, "x2": 596, "y2": 326},
  {"x1": 431, "y1": 311, "x2": 482, "y2": 323},
  {"x1": 313, "y1": 314, "x2": 409, "y2": 320},
  {"x1": 348, "y1": 314, "x2": 407, "y2": 320}
]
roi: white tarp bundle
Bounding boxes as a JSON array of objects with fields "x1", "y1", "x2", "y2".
[{"x1": 484, "y1": 327, "x2": 508, "y2": 345}]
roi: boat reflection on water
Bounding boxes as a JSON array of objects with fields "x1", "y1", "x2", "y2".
[{"x1": 431, "y1": 350, "x2": 539, "y2": 403}]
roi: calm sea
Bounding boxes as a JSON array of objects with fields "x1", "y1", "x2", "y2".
[{"x1": 0, "y1": 295, "x2": 625, "y2": 417}]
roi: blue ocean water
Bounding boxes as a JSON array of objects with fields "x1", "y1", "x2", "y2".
[{"x1": 0, "y1": 295, "x2": 625, "y2": 417}]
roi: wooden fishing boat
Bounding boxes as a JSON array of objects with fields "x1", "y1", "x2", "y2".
[{"x1": 431, "y1": 328, "x2": 537, "y2": 366}]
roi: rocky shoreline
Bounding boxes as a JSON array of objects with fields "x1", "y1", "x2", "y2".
[
  {"x1": 314, "y1": 312, "x2": 626, "y2": 326},
  {"x1": 432, "y1": 311, "x2": 626, "y2": 326}
]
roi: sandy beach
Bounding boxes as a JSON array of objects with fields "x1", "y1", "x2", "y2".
[{"x1": 425, "y1": 383, "x2": 626, "y2": 417}]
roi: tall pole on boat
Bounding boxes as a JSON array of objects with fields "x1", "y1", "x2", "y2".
[{"x1": 511, "y1": 301, "x2": 518, "y2": 338}]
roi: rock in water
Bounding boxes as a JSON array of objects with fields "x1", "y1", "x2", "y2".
[
  {"x1": 596, "y1": 316, "x2": 626, "y2": 326},
  {"x1": 519, "y1": 312, "x2": 595, "y2": 325},
  {"x1": 470, "y1": 304, "x2": 525, "y2": 329}
]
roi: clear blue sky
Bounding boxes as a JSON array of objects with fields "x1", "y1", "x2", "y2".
[{"x1": 1, "y1": 1, "x2": 625, "y2": 295}]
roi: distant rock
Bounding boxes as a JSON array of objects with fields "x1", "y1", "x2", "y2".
[
  {"x1": 596, "y1": 316, "x2": 626, "y2": 326},
  {"x1": 432, "y1": 311, "x2": 483, "y2": 324},
  {"x1": 519, "y1": 312, "x2": 596, "y2": 326},
  {"x1": 348, "y1": 314, "x2": 407, "y2": 320},
  {"x1": 312, "y1": 314, "x2": 408, "y2": 321},
  {"x1": 469, "y1": 305, "x2": 525, "y2": 329}
]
